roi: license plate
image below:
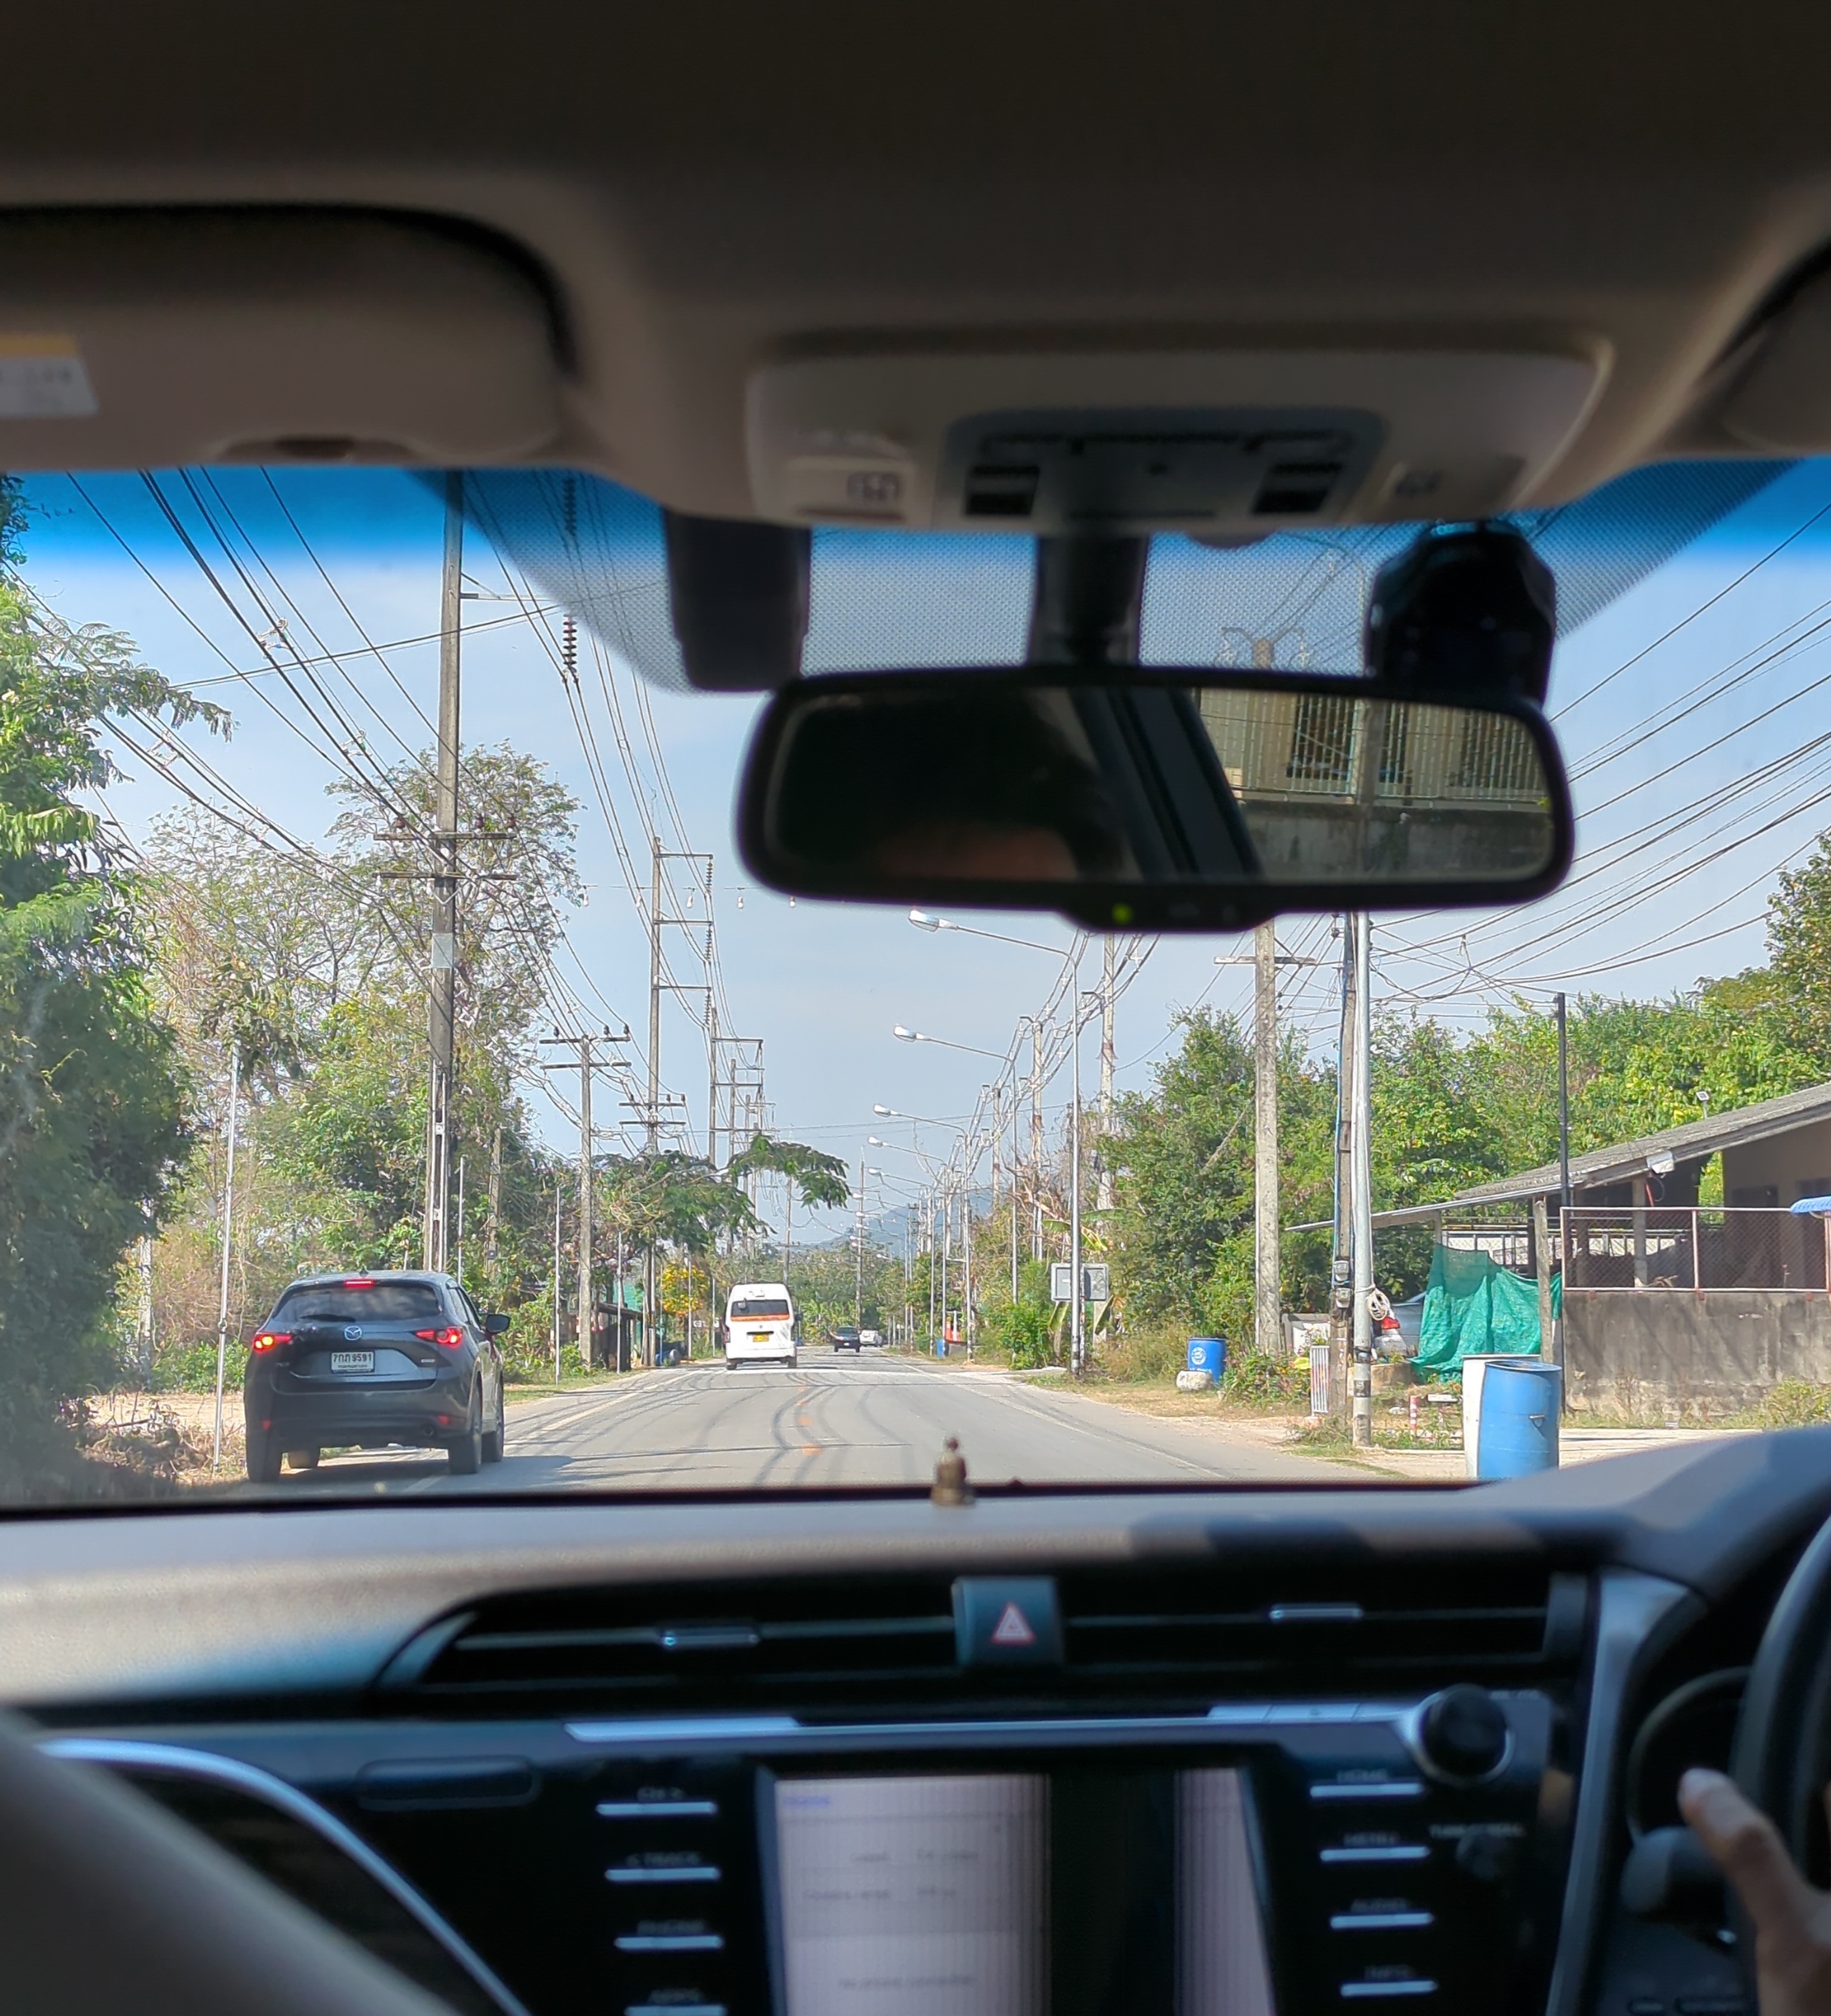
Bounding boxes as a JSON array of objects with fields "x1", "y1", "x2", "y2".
[
  {"x1": 750, "y1": 1332, "x2": 772, "y2": 1343},
  {"x1": 330, "y1": 1350, "x2": 374, "y2": 1372}
]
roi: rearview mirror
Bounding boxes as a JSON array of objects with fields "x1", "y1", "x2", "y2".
[{"x1": 737, "y1": 669, "x2": 1572, "y2": 931}]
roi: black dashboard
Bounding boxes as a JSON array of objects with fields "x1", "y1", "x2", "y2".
[{"x1": 11, "y1": 1430, "x2": 1831, "y2": 2016}]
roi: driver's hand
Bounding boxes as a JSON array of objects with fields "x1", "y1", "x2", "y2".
[{"x1": 1681, "y1": 1768, "x2": 1831, "y2": 2016}]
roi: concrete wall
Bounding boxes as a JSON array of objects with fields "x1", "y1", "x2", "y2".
[
  {"x1": 1723, "y1": 1117, "x2": 1831, "y2": 1210},
  {"x1": 1563, "y1": 1289, "x2": 1831, "y2": 1417}
]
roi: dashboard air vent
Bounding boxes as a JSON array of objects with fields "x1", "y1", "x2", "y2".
[{"x1": 378, "y1": 1561, "x2": 1587, "y2": 1720}]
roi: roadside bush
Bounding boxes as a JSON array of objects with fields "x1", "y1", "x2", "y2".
[
  {"x1": 150, "y1": 1334, "x2": 246, "y2": 1394},
  {"x1": 1753, "y1": 1380, "x2": 1831, "y2": 1428},
  {"x1": 986, "y1": 1297, "x2": 1057, "y2": 1369},
  {"x1": 1096, "y1": 1326, "x2": 1187, "y2": 1384},
  {"x1": 1219, "y1": 1349, "x2": 1309, "y2": 1412}
]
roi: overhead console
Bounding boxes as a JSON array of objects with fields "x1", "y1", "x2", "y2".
[{"x1": 746, "y1": 349, "x2": 1607, "y2": 535}]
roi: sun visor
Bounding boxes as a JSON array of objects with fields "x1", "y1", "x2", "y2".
[
  {"x1": 1717, "y1": 268, "x2": 1831, "y2": 455},
  {"x1": 0, "y1": 211, "x2": 562, "y2": 469},
  {"x1": 746, "y1": 349, "x2": 1607, "y2": 535}
]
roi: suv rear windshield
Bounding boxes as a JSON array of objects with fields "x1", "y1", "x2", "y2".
[
  {"x1": 730, "y1": 1298, "x2": 792, "y2": 1319},
  {"x1": 272, "y1": 1284, "x2": 445, "y2": 1324}
]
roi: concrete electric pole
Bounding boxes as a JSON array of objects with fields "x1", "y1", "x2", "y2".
[
  {"x1": 1253, "y1": 923, "x2": 1280, "y2": 1360},
  {"x1": 1218, "y1": 935, "x2": 1326, "y2": 1362},
  {"x1": 423, "y1": 473, "x2": 463, "y2": 1272},
  {"x1": 1349, "y1": 912, "x2": 1374, "y2": 1446},
  {"x1": 542, "y1": 1030, "x2": 629, "y2": 1368}
]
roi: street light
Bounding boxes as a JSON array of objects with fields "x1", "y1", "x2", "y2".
[
  {"x1": 873, "y1": 1103, "x2": 948, "y2": 1126},
  {"x1": 908, "y1": 911, "x2": 1068, "y2": 957},
  {"x1": 892, "y1": 1024, "x2": 1007, "y2": 1060}
]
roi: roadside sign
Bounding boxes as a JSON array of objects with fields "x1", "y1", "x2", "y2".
[{"x1": 1050, "y1": 1263, "x2": 1112, "y2": 1303}]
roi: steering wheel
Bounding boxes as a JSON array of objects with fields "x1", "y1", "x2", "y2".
[
  {"x1": 1731, "y1": 1510, "x2": 1831, "y2": 1885},
  {"x1": 0, "y1": 1710, "x2": 444, "y2": 2016}
]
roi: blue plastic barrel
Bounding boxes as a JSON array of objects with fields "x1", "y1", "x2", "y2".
[
  {"x1": 1476, "y1": 1362, "x2": 1561, "y2": 1479},
  {"x1": 1187, "y1": 1337, "x2": 1225, "y2": 1377}
]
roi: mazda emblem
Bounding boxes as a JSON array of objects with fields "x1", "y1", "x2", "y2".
[{"x1": 343, "y1": 1324, "x2": 363, "y2": 1342}]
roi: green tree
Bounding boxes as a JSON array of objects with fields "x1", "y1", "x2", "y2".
[
  {"x1": 1766, "y1": 831, "x2": 1831, "y2": 1070},
  {"x1": 726, "y1": 1133, "x2": 851, "y2": 1210},
  {"x1": 1104, "y1": 1008, "x2": 1337, "y2": 1343},
  {"x1": 0, "y1": 490, "x2": 219, "y2": 1471},
  {"x1": 137, "y1": 740, "x2": 586, "y2": 1358}
]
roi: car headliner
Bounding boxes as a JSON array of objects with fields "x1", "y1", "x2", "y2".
[{"x1": 2, "y1": 3, "x2": 1831, "y2": 518}]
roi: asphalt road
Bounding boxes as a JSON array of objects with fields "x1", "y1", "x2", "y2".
[{"x1": 288, "y1": 1351, "x2": 1339, "y2": 1495}]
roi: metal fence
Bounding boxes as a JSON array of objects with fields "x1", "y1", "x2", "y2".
[{"x1": 1562, "y1": 1206, "x2": 1831, "y2": 1293}]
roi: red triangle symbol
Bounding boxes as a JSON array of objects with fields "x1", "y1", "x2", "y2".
[{"x1": 991, "y1": 1601, "x2": 1036, "y2": 1647}]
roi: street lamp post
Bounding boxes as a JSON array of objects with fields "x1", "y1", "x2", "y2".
[
  {"x1": 907, "y1": 911, "x2": 1070, "y2": 958},
  {"x1": 892, "y1": 1024, "x2": 1006, "y2": 1061},
  {"x1": 1070, "y1": 998, "x2": 1085, "y2": 1377}
]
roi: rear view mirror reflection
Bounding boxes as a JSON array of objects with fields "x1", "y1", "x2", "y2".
[{"x1": 737, "y1": 669, "x2": 1572, "y2": 932}]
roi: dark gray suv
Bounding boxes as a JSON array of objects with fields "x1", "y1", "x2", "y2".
[{"x1": 241, "y1": 1271, "x2": 508, "y2": 1484}]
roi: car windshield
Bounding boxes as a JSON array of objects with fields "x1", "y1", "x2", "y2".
[{"x1": 7, "y1": 458, "x2": 1831, "y2": 1502}]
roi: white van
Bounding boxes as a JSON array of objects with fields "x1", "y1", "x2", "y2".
[{"x1": 724, "y1": 1282, "x2": 797, "y2": 1368}]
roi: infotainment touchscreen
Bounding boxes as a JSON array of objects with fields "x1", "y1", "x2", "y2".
[
  {"x1": 1178, "y1": 1770, "x2": 1277, "y2": 2016},
  {"x1": 769, "y1": 1769, "x2": 1276, "y2": 2016},
  {"x1": 773, "y1": 1775, "x2": 1048, "y2": 2016}
]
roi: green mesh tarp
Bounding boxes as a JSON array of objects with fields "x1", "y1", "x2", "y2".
[{"x1": 1414, "y1": 1244, "x2": 1560, "y2": 1376}]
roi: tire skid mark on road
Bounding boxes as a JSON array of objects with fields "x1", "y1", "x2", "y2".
[{"x1": 424, "y1": 1354, "x2": 1329, "y2": 1493}]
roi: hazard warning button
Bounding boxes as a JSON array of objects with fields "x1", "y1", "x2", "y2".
[{"x1": 952, "y1": 1576, "x2": 1064, "y2": 1667}]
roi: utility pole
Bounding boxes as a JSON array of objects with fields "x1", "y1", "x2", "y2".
[
  {"x1": 1098, "y1": 939, "x2": 1116, "y2": 1212},
  {"x1": 1349, "y1": 914, "x2": 1374, "y2": 1446},
  {"x1": 1555, "y1": 989, "x2": 1572, "y2": 1391},
  {"x1": 1556, "y1": 991, "x2": 1572, "y2": 1216},
  {"x1": 644, "y1": 841, "x2": 716, "y2": 1151},
  {"x1": 926, "y1": 1192, "x2": 937, "y2": 1343},
  {"x1": 135, "y1": 1214, "x2": 155, "y2": 1388},
  {"x1": 855, "y1": 1159, "x2": 865, "y2": 1325},
  {"x1": 706, "y1": 996, "x2": 719, "y2": 1164},
  {"x1": 551, "y1": 1179, "x2": 563, "y2": 1385},
  {"x1": 1010, "y1": 1164, "x2": 1020, "y2": 1300},
  {"x1": 542, "y1": 1030, "x2": 629, "y2": 1371},
  {"x1": 1070, "y1": 992, "x2": 1087, "y2": 1377},
  {"x1": 963, "y1": 1153, "x2": 975, "y2": 1358},
  {"x1": 1218, "y1": 936, "x2": 1328, "y2": 1360},
  {"x1": 1029, "y1": 1017, "x2": 1045, "y2": 1263},
  {"x1": 647, "y1": 839, "x2": 663, "y2": 1151},
  {"x1": 424, "y1": 473, "x2": 463, "y2": 1272},
  {"x1": 1330, "y1": 921, "x2": 1355, "y2": 1426},
  {"x1": 212, "y1": 1042, "x2": 240, "y2": 1471},
  {"x1": 1254, "y1": 922, "x2": 1280, "y2": 1361},
  {"x1": 486, "y1": 1126, "x2": 502, "y2": 1270}
]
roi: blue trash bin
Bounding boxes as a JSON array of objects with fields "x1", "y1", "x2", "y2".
[
  {"x1": 1187, "y1": 1337, "x2": 1225, "y2": 1378},
  {"x1": 1476, "y1": 1361, "x2": 1561, "y2": 1479}
]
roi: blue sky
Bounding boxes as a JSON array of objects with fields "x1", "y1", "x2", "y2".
[{"x1": 19, "y1": 459, "x2": 1831, "y2": 1243}]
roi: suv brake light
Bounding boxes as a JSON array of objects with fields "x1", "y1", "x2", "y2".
[
  {"x1": 250, "y1": 1331, "x2": 291, "y2": 1353},
  {"x1": 343, "y1": 1277, "x2": 375, "y2": 1289},
  {"x1": 414, "y1": 1327, "x2": 465, "y2": 1349}
]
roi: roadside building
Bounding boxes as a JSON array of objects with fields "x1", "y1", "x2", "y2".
[{"x1": 1367, "y1": 1080, "x2": 1831, "y2": 1415}]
